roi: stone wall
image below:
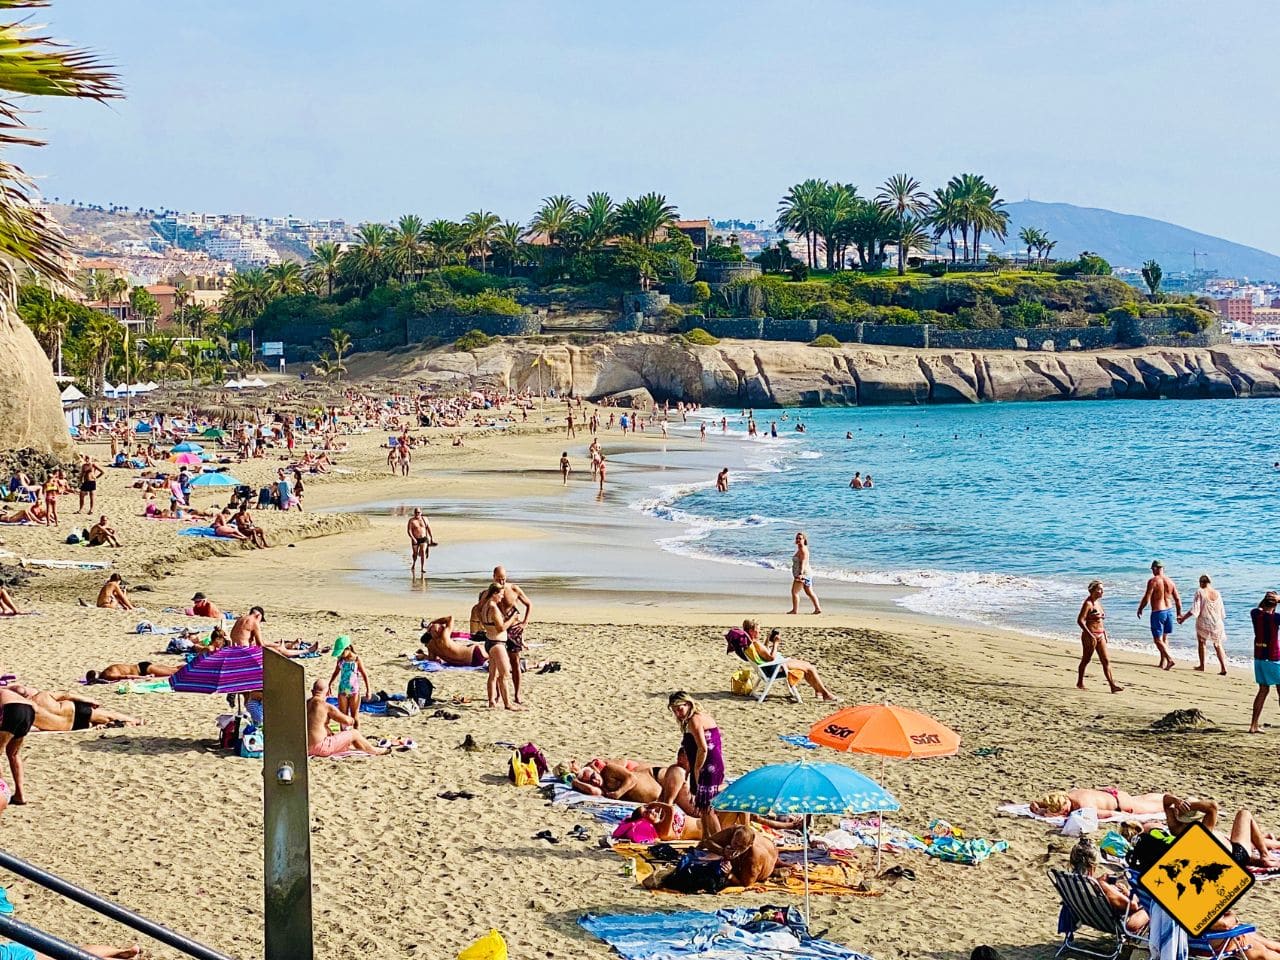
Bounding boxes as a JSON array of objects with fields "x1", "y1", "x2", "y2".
[{"x1": 404, "y1": 313, "x2": 541, "y2": 343}]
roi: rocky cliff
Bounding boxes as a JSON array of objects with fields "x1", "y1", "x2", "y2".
[
  {"x1": 0, "y1": 311, "x2": 72, "y2": 455},
  {"x1": 350, "y1": 335, "x2": 1280, "y2": 407}
]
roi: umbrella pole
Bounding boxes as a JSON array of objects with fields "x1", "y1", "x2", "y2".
[
  {"x1": 875, "y1": 755, "x2": 886, "y2": 875},
  {"x1": 802, "y1": 817, "x2": 811, "y2": 929}
]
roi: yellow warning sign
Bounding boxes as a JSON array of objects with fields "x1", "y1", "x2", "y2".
[{"x1": 1137, "y1": 823, "x2": 1254, "y2": 937}]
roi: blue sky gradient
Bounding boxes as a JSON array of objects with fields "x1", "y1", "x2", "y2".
[{"x1": 23, "y1": 0, "x2": 1280, "y2": 252}]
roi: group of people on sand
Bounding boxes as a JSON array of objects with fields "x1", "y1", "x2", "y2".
[{"x1": 414, "y1": 566, "x2": 533, "y2": 710}]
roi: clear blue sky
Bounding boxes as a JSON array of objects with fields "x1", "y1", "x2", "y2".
[{"x1": 23, "y1": 0, "x2": 1280, "y2": 252}]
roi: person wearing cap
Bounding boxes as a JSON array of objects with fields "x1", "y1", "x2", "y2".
[
  {"x1": 190, "y1": 592, "x2": 222, "y2": 620},
  {"x1": 230, "y1": 606, "x2": 266, "y2": 647},
  {"x1": 1250, "y1": 591, "x2": 1280, "y2": 733},
  {"x1": 1137, "y1": 560, "x2": 1181, "y2": 671}
]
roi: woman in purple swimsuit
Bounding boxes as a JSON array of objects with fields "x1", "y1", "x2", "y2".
[{"x1": 666, "y1": 691, "x2": 725, "y2": 836}]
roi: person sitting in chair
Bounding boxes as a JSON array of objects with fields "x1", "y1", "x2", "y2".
[{"x1": 736, "y1": 619, "x2": 839, "y2": 701}]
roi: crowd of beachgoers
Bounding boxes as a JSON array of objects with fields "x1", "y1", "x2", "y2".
[{"x1": 3, "y1": 382, "x2": 1280, "y2": 959}]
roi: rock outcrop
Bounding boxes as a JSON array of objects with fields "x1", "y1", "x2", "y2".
[
  {"x1": 0, "y1": 312, "x2": 72, "y2": 455},
  {"x1": 350, "y1": 335, "x2": 1280, "y2": 407}
]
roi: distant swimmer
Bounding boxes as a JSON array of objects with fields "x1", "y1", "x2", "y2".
[
  {"x1": 748, "y1": 420, "x2": 757, "y2": 437},
  {"x1": 1137, "y1": 559, "x2": 1182, "y2": 670},
  {"x1": 849, "y1": 473, "x2": 863, "y2": 489},
  {"x1": 863, "y1": 474, "x2": 874, "y2": 488},
  {"x1": 1076, "y1": 580, "x2": 1123, "y2": 693},
  {"x1": 716, "y1": 468, "x2": 729, "y2": 493},
  {"x1": 770, "y1": 422, "x2": 778, "y2": 438},
  {"x1": 788, "y1": 531, "x2": 821, "y2": 615},
  {"x1": 699, "y1": 422, "x2": 706, "y2": 442},
  {"x1": 721, "y1": 417, "x2": 727, "y2": 433},
  {"x1": 845, "y1": 431, "x2": 853, "y2": 440},
  {"x1": 795, "y1": 423, "x2": 805, "y2": 433}
]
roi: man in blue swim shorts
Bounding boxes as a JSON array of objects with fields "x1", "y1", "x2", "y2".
[{"x1": 1138, "y1": 559, "x2": 1182, "y2": 671}]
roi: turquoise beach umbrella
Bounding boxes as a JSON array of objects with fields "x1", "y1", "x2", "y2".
[
  {"x1": 188, "y1": 472, "x2": 240, "y2": 488},
  {"x1": 171, "y1": 441, "x2": 204, "y2": 453},
  {"x1": 713, "y1": 760, "x2": 897, "y2": 923}
]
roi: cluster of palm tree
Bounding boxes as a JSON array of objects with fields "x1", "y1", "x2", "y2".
[
  {"x1": 1016, "y1": 227, "x2": 1057, "y2": 264},
  {"x1": 776, "y1": 173, "x2": 1011, "y2": 275},
  {"x1": 132, "y1": 332, "x2": 265, "y2": 385}
]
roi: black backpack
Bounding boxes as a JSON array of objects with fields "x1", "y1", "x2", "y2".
[
  {"x1": 407, "y1": 677, "x2": 434, "y2": 706},
  {"x1": 663, "y1": 851, "x2": 729, "y2": 894}
]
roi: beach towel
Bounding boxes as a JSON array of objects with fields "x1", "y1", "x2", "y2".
[
  {"x1": 823, "y1": 820, "x2": 929, "y2": 854},
  {"x1": 325, "y1": 696, "x2": 388, "y2": 716},
  {"x1": 778, "y1": 733, "x2": 819, "y2": 750},
  {"x1": 997, "y1": 803, "x2": 1166, "y2": 827},
  {"x1": 414, "y1": 660, "x2": 486, "y2": 673},
  {"x1": 614, "y1": 844, "x2": 879, "y2": 899},
  {"x1": 114, "y1": 679, "x2": 173, "y2": 694},
  {"x1": 178, "y1": 527, "x2": 235, "y2": 540},
  {"x1": 580, "y1": 908, "x2": 872, "y2": 960},
  {"x1": 924, "y1": 835, "x2": 1008, "y2": 866}
]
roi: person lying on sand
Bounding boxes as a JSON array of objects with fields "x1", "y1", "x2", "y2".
[
  {"x1": 7, "y1": 684, "x2": 143, "y2": 731},
  {"x1": 211, "y1": 509, "x2": 246, "y2": 540},
  {"x1": 84, "y1": 661, "x2": 183, "y2": 684},
  {"x1": 0, "y1": 501, "x2": 47, "y2": 524},
  {"x1": 1030, "y1": 788, "x2": 1166, "y2": 817},
  {"x1": 740, "y1": 620, "x2": 839, "y2": 701},
  {"x1": 1, "y1": 941, "x2": 145, "y2": 959},
  {"x1": 305, "y1": 680, "x2": 388, "y2": 758},
  {"x1": 95, "y1": 574, "x2": 134, "y2": 611},
  {"x1": 570, "y1": 758, "x2": 694, "y2": 808},
  {"x1": 0, "y1": 587, "x2": 31, "y2": 616},
  {"x1": 698, "y1": 825, "x2": 780, "y2": 887},
  {"x1": 190, "y1": 592, "x2": 222, "y2": 619},
  {"x1": 418, "y1": 615, "x2": 486, "y2": 667}
]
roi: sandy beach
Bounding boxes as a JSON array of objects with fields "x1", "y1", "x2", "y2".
[{"x1": 3, "y1": 406, "x2": 1279, "y2": 960}]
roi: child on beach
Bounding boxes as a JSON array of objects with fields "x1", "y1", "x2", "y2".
[{"x1": 327, "y1": 637, "x2": 371, "y2": 729}]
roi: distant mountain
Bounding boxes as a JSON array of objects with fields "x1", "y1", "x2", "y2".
[{"x1": 999, "y1": 200, "x2": 1280, "y2": 281}]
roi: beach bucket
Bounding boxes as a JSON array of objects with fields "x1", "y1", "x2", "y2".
[{"x1": 458, "y1": 930, "x2": 507, "y2": 960}]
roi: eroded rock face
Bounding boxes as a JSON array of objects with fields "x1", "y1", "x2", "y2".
[
  {"x1": 0, "y1": 314, "x2": 72, "y2": 456},
  {"x1": 375, "y1": 335, "x2": 1280, "y2": 407}
]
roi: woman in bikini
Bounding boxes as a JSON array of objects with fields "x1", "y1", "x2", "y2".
[
  {"x1": 662, "y1": 692, "x2": 725, "y2": 837},
  {"x1": 1076, "y1": 579, "x2": 1123, "y2": 693},
  {"x1": 477, "y1": 583, "x2": 522, "y2": 711},
  {"x1": 788, "y1": 532, "x2": 821, "y2": 615}
]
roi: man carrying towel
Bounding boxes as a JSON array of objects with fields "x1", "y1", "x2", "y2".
[{"x1": 1138, "y1": 560, "x2": 1181, "y2": 671}]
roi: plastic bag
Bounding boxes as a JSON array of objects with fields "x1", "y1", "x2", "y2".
[
  {"x1": 458, "y1": 930, "x2": 507, "y2": 960},
  {"x1": 509, "y1": 752, "x2": 538, "y2": 787},
  {"x1": 1062, "y1": 807, "x2": 1099, "y2": 837},
  {"x1": 730, "y1": 669, "x2": 756, "y2": 696}
]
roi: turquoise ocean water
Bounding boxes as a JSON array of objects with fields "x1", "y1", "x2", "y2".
[{"x1": 645, "y1": 398, "x2": 1280, "y2": 658}]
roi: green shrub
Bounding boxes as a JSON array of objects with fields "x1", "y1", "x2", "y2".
[
  {"x1": 874, "y1": 306, "x2": 924, "y2": 326},
  {"x1": 1004, "y1": 299, "x2": 1052, "y2": 327},
  {"x1": 691, "y1": 280, "x2": 711, "y2": 303},
  {"x1": 1107, "y1": 303, "x2": 1140, "y2": 323},
  {"x1": 789, "y1": 263, "x2": 810, "y2": 281},
  {"x1": 451, "y1": 290, "x2": 523, "y2": 316},
  {"x1": 437, "y1": 266, "x2": 508, "y2": 295},
  {"x1": 454, "y1": 329, "x2": 493, "y2": 352},
  {"x1": 803, "y1": 300, "x2": 856, "y2": 321},
  {"x1": 809, "y1": 333, "x2": 841, "y2": 347},
  {"x1": 682, "y1": 327, "x2": 720, "y2": 346},
  {"x1": 955, "y1": 295, "x2": 1002, "y2": 330},
  {"x1": 920, "y1": 262, "x2": 948, "y2": 277}
]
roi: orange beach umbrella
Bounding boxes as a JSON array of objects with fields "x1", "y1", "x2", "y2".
[{"x1": 808, "y1": 703, "x2": 960, "y2": 759}]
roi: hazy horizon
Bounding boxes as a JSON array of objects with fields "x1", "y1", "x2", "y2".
[{"x1": 21, "y1": 0, "x2": 1280, "y2": 255}]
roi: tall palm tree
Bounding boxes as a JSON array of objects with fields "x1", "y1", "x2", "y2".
[
  {"x1": 776, "y1": 179, "x2": 828, "y2": 269},
  {"x1": 220, "y1": 269, "x2": 272, "y2": 332},
  {"x1": 342, "y1": 222, "x2": 392, "y2": 291},
  {"x1": 893, "y1": 215, "x2": 933, "y2": 276},
  {"x1": 616, "y1": 193, "x2": 678, "y2": 246},
  {"x1": 306, "y1": 240, "x2": 343, "y2": 296},
  {"x1": 571, "y1": 192, "x2": 617, "y2": 252},
  {"x1": 528, "y1": 195, "x2": 576, "y2": 249},
  {"x1": 325, "y1": 328, "x2": 351, "y2": 381},
  {"x1": 0, "y1": 2, "x2": 120, "y2": 284},
  {"x1": 264, "y1": 261, "x2": 305, "y2": 298},
  {"x1": 927, "y1": 185, "x2": 965, "y2": 264},
  {"x1": 948, "y1": 173, "x2": 1006, "y2": 262},
  {"x1": 422, "y1": 219, "x2": 463, "y2": 269},
  {"x1": 390, "y1": 215, "x2": 426, "y2": 282},
  {"x1": 107, "y1": 275, "x2": 128, "y2": 319},
  {"x1": 1018, "y1": 226, "x2": 1042, "y2": 265},
  {"x1": 876, "y1": 175, "x2": 930, "y2": 274},
  {"x1": 492, "y1": 220, "x2": 525, "y2": 276},
  {"x1": 462, "y1": 210, "x2": 500, "y2": 272},
  {"x1": 813, "y1": 182, "x2": 857, "y2": 271},
  {"x1": 171, "y1": 285, "x2": 190, "y2": 332},
  {"x1": 185, "y1": 302, "x2": 213, "y2": 338}
]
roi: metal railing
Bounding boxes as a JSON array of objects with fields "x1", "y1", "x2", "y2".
[{"x1": 0, "y1": 850, "x2": 235, "y2": 960}]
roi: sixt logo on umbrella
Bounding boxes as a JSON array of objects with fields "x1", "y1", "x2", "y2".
[
  {"x1": 910, "y1": 733, "x2": 942, "y2": 745},
  {"x1": 822, "y1": 725, "x2": 855, "y2": 738}
]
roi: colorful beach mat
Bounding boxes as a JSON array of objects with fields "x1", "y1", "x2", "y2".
[{"x1": 612, "y1": 844, "x2": 879, "y2": 899}]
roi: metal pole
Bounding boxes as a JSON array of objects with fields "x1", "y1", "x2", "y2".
[
  {"x1": 0, "y1": 851, "x2": 233, "y2": 960},
  {"x1": 0, "y1": 914, "x2": 99, "y2": 960},
  {"x1": 802, "y1": 818, "x2": 811, "y2": 929},
  {"x1": 262, "y1": 649, "x2": 314, "y2": 960}
]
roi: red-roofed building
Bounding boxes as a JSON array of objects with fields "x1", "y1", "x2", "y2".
[
  {"x1": 673, "y1": 219, "x2": 710, "y2": 252},
  {"x1": 145, "y1": 284, "x2": 178, "y2": 324}
]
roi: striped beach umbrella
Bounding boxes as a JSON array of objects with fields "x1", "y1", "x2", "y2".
[
  {"x1": 169, "y1": 646, "x2": 263, "y2": 694},
  {"x1": 713, "y1": 760, "x2": 896, "y2": 923}
]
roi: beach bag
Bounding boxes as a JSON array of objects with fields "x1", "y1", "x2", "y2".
[
  {"x1": 457, "y1": 930, "x2": 507, "y2": 960},
  {"x1": 1062, "y1": 808, "x2": 1098, "y2": 837},
  {"x1": 730, "y1": 668, "x2": 756, "y2": 696},
  {"x1": 724, "y1": 627, "x2": 751, "y2": 658},
  {"x1": 407, "y1": 677, "x2": 434, "y2": 706},
  {"x1": 516, "y1": 742, "x2": 548, "y2": 776},
  {"x1": 385, "y1": 700, "x2": 419, "y2": 718},
  {"x1": 218, "y1": 715, "x2": 240, "y2": 751},
  {"x1": 239, "y1": 725, "x2": 263, "y2": 759},
  {"x1": 509, "y1": 752, "x2": 538, "y2": 787},
  {"x1": 663, "y1": 850, "x2": 729, "y2": 894}
]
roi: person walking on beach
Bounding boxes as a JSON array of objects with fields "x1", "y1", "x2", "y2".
[
  {"x1": 1137, "y1": 560, "x2": 1181, "y2": 670},
  {"x1": 407, "y1": 507, "x2": 434, "y2": 577},
  {"x1": 559, "y1": 452, "x2": 571, "y2": 485},
  {"x1": 327, "y1": 637, "x2": 371, "y2": 730},
  {"x1": 1180, "y1": 574, "x2": 1228, "y2": 675},
  {"x1": 716, "y1": 468, "x2": 729, "y2": 492},
  {"x1": 0, "y1": 686, "x2": 34, "y2": 805},
  {"x1": 76, "y1": 455, "x2": 102, "y2": 514},
  {"x1": 663, "y1": 692, "x2": 725, "y2": 838},
  {"x1": 1249, "y1": 591, "x2": 1280, "y2": 734},
  {"x1": 788, "y1": 532, "x2": 821, "y2": 615},
  {"x1": 1076, "y1": 580, "x2": 1123, "y2": 693},
  {"x1": 597, "y1": 454, "x2": 607, "y2": 494}
]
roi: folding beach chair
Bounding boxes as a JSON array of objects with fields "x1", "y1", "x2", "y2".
[
  {"x1": 1048, "y1": 868, "x2": 1145, "y2": 960},
  {"x1": 723, "y1": 628, "x2": 801, "y2": 703},
  {"x1": 1126, "y1": 870, "x2": 1255, "y2": 960}
]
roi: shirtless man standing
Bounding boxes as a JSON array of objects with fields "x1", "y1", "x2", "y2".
[
  {"x1": 1138, "y1": 560, "x2": 1182, "y2": 670},
  {"x1": 8, "y1": 684, "x2": 142, "y2": 730},
  {"x1": 420, "y1": 615, "x2": 486, "y2": 667},
  {"x1": 406, "y1": 507, "x2": 434, "y2": 577},
  {"x1": 77, "y1": 455, "x2": 103, "y2": 514},
  {"x1": 230, "y1": 606, "x2": 267, "y2": 646},
  {"x1": 493, "y1": 565, "x2": 532, "y2": 704},
  {"x1": 306, "y1": 680, "x2": 388, "y2": 758}
]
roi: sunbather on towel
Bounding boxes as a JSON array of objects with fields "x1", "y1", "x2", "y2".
[
  {"x1": 1030, "y1": 788, "x2": 1166, "y2": 817},
  {"x1": 84, "y1": 662, "x2": 183, "y2": 684},
  {"x1": 419, "y1": 615, "x2": 487, "y2": 667},
  {"x1": 306, "y1": 680, "x2": 388, "y2": 758},
  {"x1": 1162, "y1": 795, "x2": 1280, "y2": 869},
  {"x1": 570, "y1": 758, "x2": 694, "y2": 810},
  {"x1": 7, "y1": 684, "x2": 142, "y2": 731},
  {"x1": 698, "y1": 825, "x2": 780, "y2": 887}
]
